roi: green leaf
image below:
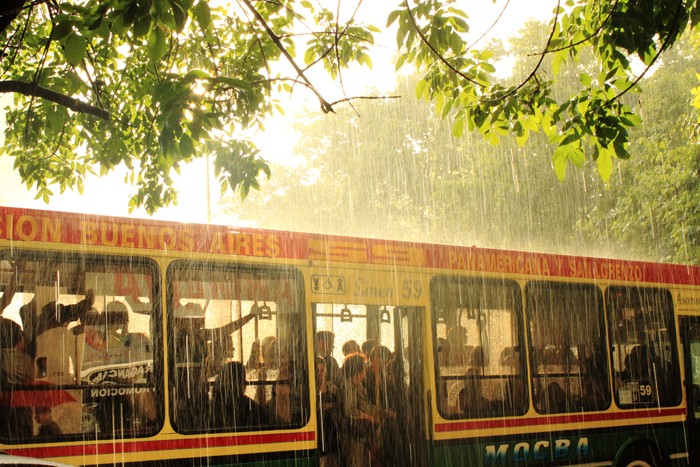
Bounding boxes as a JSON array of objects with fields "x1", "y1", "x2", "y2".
[
  {"x1": 194, "y1": 1, "x2": 212, "y2": 30},
  {"x1": 52, "y1": 20, "x2": 73, "y2": 41},
  {"x1": 179, "y1": 133, "x2": 195, "y2": 157},
  {"x1": 579, "y1": 73, "x2": 592, "y2": 87},
  {"x1": 451, "y1": 116, "x2": 465, "y2": 137},
  {"x1": 148, "y1": 26, "x2": 168, "y2": 62},
  {"x1": 552, "y1": 146, "x2": 568, "y2": 181},
  {"x1": 596, "y1": 148, "x2": 614, "y2": 181},
  {"x1": 63, "y1": 33, "x2": 87, "y2": 66},
  {"x1": 387, "y1": 9, "x2": 401, "y2": 27}
]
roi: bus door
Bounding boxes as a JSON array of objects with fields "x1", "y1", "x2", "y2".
[
  {"x1": 395, "y1": 306, "x2": 428, "y2": 466},
  {"x1": 680, "y1": 316, "x2": 700, "y2": 465},
  {"x1": 313, "y1": 302, "x2": 428, "y2": 466}
]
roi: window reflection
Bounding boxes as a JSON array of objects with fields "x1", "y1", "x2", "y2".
[
  {"x1": 167, "y1": 261, "x2": 307, "y2": 433},
  {"x1": 0, "y1": 252, "x2": 159, "y2": 443}
]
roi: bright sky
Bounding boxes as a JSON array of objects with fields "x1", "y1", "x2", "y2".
[{"x1": 0, "y1": 1, "x2": 557, "y2": 225}]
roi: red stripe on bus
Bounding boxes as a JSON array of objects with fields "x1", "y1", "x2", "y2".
[
  {"x1": 434, "y1": 407, "x2": 687, "y2": 433},
  {"x1": 2, "y1": 206, "x2": 699, "y2": 285},
  {"x1": 5, "y1": 430, "x2": 316, "y2": 459}
]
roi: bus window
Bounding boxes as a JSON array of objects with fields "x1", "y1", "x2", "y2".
[
  {"x1": 431, "y1": 277, "x2": 526, "y2": 419},
  {"x1": 0, "y1": 251, "x2": 160, "y2": 443},
  {"x1": 607, "y1": 287, "x2": 680, "y2": 408},
  {"x1": 167, "y1": 262, "x2": 307, "y2": 433},
  {"x1": 314, "y1": 303, "x2": 397, "y2": 367},
  {"x1": 526, "y1": 282, "x2": 610, "y2": 414}
]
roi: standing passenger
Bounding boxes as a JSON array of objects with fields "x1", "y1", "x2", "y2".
[
  {"x1": 340, "y1": 353, "x2": 378, "y2": 467},
  {"x1": 316, "y1": 357, "x2": 339, "y2": 467},
  {"x1": 341, "y1": 340, "x2": 360, "y2": 357},
  {"x1": 316, "y1": 331, "x2": 341, "y2": 386},
  {"x1": 361, "y1": 340, "x2": 377, "y2": 357},
  {"x1": 0, "y1": 318, "x2": 34, "y2": 439}
]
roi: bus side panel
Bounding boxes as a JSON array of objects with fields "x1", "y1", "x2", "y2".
[{"x1": 431, "y1": 424, "x2": 687, "y2": 466}]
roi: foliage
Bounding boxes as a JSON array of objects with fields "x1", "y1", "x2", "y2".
[
  {"x1": 389, "y1": 0, "x2": 694, "y2": 181},
  {"x1": 221, "y1": 72, "x2": 607, "y2": 256},
  {"x1": 1, "y1": 0, "x2": 699, "y2": 213},
  {"x1": 222, "y1": 20, "x2": 699, "y2": 265},
  {"x1": 0, "y1": 0, "x2": 376, "y2": 212},
  {"x1": 580, "y1": 32, "x2": 700, "y2": 264}
]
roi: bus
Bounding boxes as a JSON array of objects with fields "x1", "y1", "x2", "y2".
[{"x1": 0, "y1": 205, "x2": 698, "y2": 466}]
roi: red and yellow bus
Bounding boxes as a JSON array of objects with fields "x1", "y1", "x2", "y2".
[{"x1": 0, "y1": 205, "x2": 698, "y2": 466}]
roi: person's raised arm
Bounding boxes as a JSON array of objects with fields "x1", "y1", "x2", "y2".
[{"x1": 219, "y1": 306, "x2": 260, "y2": 335}]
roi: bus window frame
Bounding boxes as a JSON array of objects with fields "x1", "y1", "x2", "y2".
[
  {"x1": 606, "y1": 286, "x2": 682, "y2": 409},
  {"x1": 165, "y1": 259, "x2": 309, "y2": 434},
  {"x1": 525, "y1": 280, "x2": 611, "y2": 415},
  {"x1": 0, "y1": 248, "x2": 163, "y2": 443},
  {"x1": 429, "y1": 275, "x2": 528, "y2": 420}
]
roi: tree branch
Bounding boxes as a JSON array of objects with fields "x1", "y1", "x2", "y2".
[
  {"x1": 0, "y1": 0, "x2": 28, "y2": 33},
  {"x1": 403, "y1": 0, "x2": 481, "y2": 87},
  {"x1": 239, "y1": 0, "x2": 335, "y2": 113},
  {"x1": 0, "y1": 80, "x2": 110, "y2": 120}
]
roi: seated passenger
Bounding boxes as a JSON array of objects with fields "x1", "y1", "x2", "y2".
[
  {"x1": 213, "y1": 361, "x2": 266, "y2": 429},
  {"x1": 623, "y1": 345, "x2": 650, "y2": 381},
  {"x1": 446, "y1": 326, "x2": 472, "y2": 366},
  {"x1": 265, "y1": 365, "x2": 292, "y2": 425},
  {"x1": 499, "y1": 346, "x2": 520, "y2": 372},
  {"x1": 457, "y1": 368, "x2": 490, "y2": 417},
  {"x1": 261, "y1": 336, "x2": 280, "y2": 371},
  {"x1": 469, "y1": 346, "x2": 486, "y2": 369},
  {"x1": 543, "y1": 381, "x2": 567, "y2": 413},
  {"x1": 35, "y1": 406, "x2": 62, "y2": 436},
  {"x1": 0, "y1": 317, "x2": 34, "y2": 439},
  {"x1": 622, "y1": 345, "x2": 672, "y2": 405}
]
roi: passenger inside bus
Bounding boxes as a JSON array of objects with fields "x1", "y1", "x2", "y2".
[
  {"x1": 260, "y1": 336, "x2": 280, "y2": 370},
  {"x1": 458, "y1": 368, "x2": 490, "y2": 417},
  {"x1": 22, "y1": 288, "x2": 95, "y2": 359},
  {"x1": 542, "y1": 381, "x2": 567, "y2": 413},
  {"x1": 621, "y1": 344, "x2": 673, "y2": 405},
  {"x1": 81, "y1": 301, "x2": 151, "y2": 367},
  {"x1": 35, "y1": 406, "x2": 61, "y2": 437},
  {"x1": 339, "y1": 353, "x2": 378, "y2": 467},
  {"x1": 361, "y1": 339, "x2": 377, "y2": 357},
  {"x1": 79, "y1": 301, "x2": 156, "y2": 434},
  {"x1": 365, "y1": 345, "x2": 393, "y2": 408},
  {"x1": 212, "y1": 361, "x2": 266, "y2": 428},
  {"x1": 499, "y1": 346, "x2": 527, "y2": 414},
  {"x1": 446, "y1": 325, "x2": 472, "y2": 367},
  {"x1": 172, "y1": 303, "x2": 261, "y2": 431},
  {"x1": 342, "y1": 340, "x2": 360, "y2": 357},
  {"x1": 0, "y1": 317, "x2": 33, "y2": 439},
  {"x1": 264, "y1": 363, "x2": 292, "y2": 425},
  {"x1": 580, "y1": 345, "x2": 609, "y2": 409},
  {"x1": 316, "y1": 331, "x2": 341, "y2": 386},
  {"x1": 315, "y1": 356, "x2": 340, "y2": 467},
  {"x1": 436, "y1": 337, "x2": 449, "y2": 366}
]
